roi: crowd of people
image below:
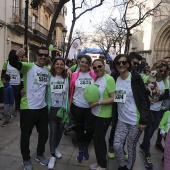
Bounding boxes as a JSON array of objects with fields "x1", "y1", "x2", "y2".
[{"x1": 0, "y1": 46, "x2": 170, "y2": 170}]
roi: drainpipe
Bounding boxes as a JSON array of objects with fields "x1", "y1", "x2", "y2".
[{"x1": 4, "y1": 0, "x2": 7, "y2": 61}]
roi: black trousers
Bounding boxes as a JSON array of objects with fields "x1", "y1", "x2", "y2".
[
  {"x1": 20, "y1": 106, "x2": 48, "y2": 161},
  {"x1": 93, "y1": 115, "x2": 111, "y2": 168},
  {"x1": 71, "y1": 104, "x2": 95, "y2": 148},
  {"x1": 12, "y1": 85, "x2": 21, "y2": 111}
]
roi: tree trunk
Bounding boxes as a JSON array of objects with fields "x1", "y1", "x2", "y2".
[{"x1": 46, "y1": 0, "x2": 70, "y2": 47}]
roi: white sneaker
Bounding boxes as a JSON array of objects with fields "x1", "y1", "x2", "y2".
[
  {"x1": 55, "y1": 149, "x2": 62, "y2": 159},
  {"x1": 48, "y1": 157, "x2": 56, "y2": 169},
  {"x1": 96, "y1": 166, "x2": 106, "y2": 170},
  {"x1": 90, "y1": 163, "x2": 99, "y2": 169}
]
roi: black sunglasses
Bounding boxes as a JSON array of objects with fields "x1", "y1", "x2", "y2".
[
  {"x1": 38, "y1": 53, "x2": 49, "y2": 57},
  {"x1": 99, "y1": 56, "x2": 105, "y2": 59},
  {"x1": 159, "y1": 62, "x2": 167, "y2": 68},
  {"x1": 116, "y1": 60, "x2": 128, "y2": 66},
  {"x1": 93, "y1": 65, "x2": 103, "y2": 70},
  {"x1": 159, "y1": 69, "x2": 166, "y2": 73},
  {"x1": 132, "y1": 60, "x2": 140, "y2": 66}
]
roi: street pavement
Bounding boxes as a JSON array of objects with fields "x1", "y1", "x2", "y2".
[{"x1": 0, "y1": 116, "x2": 164, "y2": 170}]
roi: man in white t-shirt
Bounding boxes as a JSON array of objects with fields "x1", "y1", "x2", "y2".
[
  {"x1": 10, "y1": 46, "x2": 50, "y2": 170},
  {"x1": 99, "y1": 54, "x2": 111, "y2": 75}
]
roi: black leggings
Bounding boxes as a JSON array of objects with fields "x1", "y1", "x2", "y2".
[{"x1": 70, "y1": 104, "x2": 95, "y2": 148}]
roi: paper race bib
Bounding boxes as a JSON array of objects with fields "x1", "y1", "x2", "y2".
[
  {"x1": 51, "y1": 84, "x2": 65, "y2": 94},
  {"x1": 114, "y1": 90, "x2": 126, "y2": 103},
  {"x1": 6, "y1": 70, "x2": 18, "y2": 83},
  {"x1": 37, "y1": 73, "x2": 48, "y2": 85},
  {"x1": 78, "y1": 78, "x2": 92, "y2": 88}
]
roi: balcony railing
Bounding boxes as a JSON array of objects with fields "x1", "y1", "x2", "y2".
[
  {"x1": 56, "y1": 14, "x2": 65, "y2": 27},
  {"x1": 32, "y1": 22, "x2": 48, "y2": 38}
]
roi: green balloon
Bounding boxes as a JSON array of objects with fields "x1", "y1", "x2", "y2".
[
  {"x1": 84, "y1": 84, "x2": 100, "y2": 103},
  {"x1": 49, "y1": 44, "x2": 54, "y2": 51}
]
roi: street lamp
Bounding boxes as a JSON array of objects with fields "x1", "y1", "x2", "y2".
[{"x1": 62, "y1": 27, "x2": 67, "y2": 58}]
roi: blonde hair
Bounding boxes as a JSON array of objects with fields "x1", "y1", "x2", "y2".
[{"x1": 151, "y1": 60, "x2": 168, "y2": 80}]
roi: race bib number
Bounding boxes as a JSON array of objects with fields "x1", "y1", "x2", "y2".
[
  {"x1": 78, "y1": 79, "x2": 92, "y2": 88},
  {"x1": 51, "y1": 84, "x2": 65, "y2": 94},
  {"x1": 37, "y1": 72, "x2": 48, "y2": 85},
  {"x1": 10, "y1": 74, "x2": 18, "y2": 81},
  {"x1": 6, "y1": 71, "x2": 18, "y2": 83},
  {"x1": 114, "y1": 90, "x2": 126, "y2": 103}
]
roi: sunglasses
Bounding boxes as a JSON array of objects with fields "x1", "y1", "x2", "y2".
[
  {"x1": 38, "y1": 53, "x2": 49, "y2": 57},
  {"x1": 159, "y1": 62, "x2": 167, "y2": 68},
  {"x1": 132, "y1": 60, "x2": 140, "y2": 66},
  {"x1": 93, "y1": 65, "x2": 103, "y2": 70},
  {"x1": 99, "y1": 56, "x2": 105, "y2": 59},
  {"x1": 159, "y1": 69, "x2": 166, "y2": 73},
  {"x1": 145, "y1": 70, "x2": 149, "y2": 72},
  {"x1": 116, "y1": 60, "x2": 128, "y2": 66}
]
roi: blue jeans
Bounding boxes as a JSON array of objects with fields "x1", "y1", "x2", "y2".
[{"x1": 141, "y1": 110, "x2": 162, "y2": 157}]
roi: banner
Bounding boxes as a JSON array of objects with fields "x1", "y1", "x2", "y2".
[{"x1": 68, "y1": 38, "x2": 81, "y2": 59}]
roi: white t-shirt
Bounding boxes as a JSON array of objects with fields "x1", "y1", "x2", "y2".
[
  {"x1": 6, "y1": 62, "x2": 21, "y2": 85},
  {"x1": 91, "y1": 74, "x2": 115, "y2": 118},
  {"x1": 20, "y1": 62, "x2": 49, "y2": 109},
  {"x1": 115, "y1": 73, "x2": 139, "y2": 125},
  {"x1": 73, "y1": 72, "x2": 95, "y2": 108},
  {"x1": 50, "y1": 75, "x2": 67, "y2": 107},
  {"x1": 105, "y1": 64, "x2": 111, "y2": 75}
]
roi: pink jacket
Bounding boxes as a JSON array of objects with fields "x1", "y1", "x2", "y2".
[{"x1": 69, "y1": 70, "x2": 97, "y2": 105}]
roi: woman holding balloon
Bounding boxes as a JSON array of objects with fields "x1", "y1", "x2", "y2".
[
  {"x1": 89, "y1": 59, "x2": 115, "y2": 170},
  {"x1": 69, "y1": 55, "x2": 97, "y2": 163}
]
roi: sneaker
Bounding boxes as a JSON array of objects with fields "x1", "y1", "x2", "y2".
[
  {"x1": 108, "y1": 146, "x2": 115, "y2": 159},
  {"x1": 55, "y1": 149, "x2": 62, "y2": 159},
  {"x1": 22, "y1": 160, "x2": 33, "y2": 170},
  {"x1": 83, "y1": 148, "x2": 89, "y2": 160},
  {"x1": 155, "y1": 143, "x2": 164, "y2": 152},
  {"x1": 2, "y1": 121, "x2": 10, "y2": 127},
  {"x1": 90, "y1": 163, "x2": 99, "y2": 170},
  {"x1": 48, "y1": 156, "x2": 56, "y2": 169},
  {"x1": 35, "y1": 155, "x2": 48, "y2": 166},
  {"x1": 139, "y1": 144, "x2": 145, "y2": 155},
  {"x1": 13, "y1": 110, "x2": 20, "y2": 117},
  {"x1": 96, "y1": 166, "x2": 106, "y2": 170},
  {"x1": 144, "y1": 157, "x2": 153, "y2": 168},
  {"x1": 76, "y1": 150, "x2": 84, "y2": 163}
]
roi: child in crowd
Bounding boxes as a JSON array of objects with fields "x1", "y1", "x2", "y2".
[
  {"x1": 1, "y1": 74, "x2": 15, "y2": 127},
  {"x1": 158, "y1": 110, "x2": 170, "y2": 165}
]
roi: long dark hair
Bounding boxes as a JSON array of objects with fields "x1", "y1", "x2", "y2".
[{"x1": 50, "y1": 58, "x2": 67, "y2": 79}]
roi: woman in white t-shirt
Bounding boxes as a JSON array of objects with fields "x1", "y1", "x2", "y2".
[
  {"x1": 140, "y1": 60, "x2": 169, "y2": 168},
  {"x1": 69, "y1": 55, "x2": 97, "y2": 163},
  {"x1": 89, "y1": 59, "x2": 115, "y2": 170},
  {"x1": 112, "y1": 54, "x2": 150, "y2": 170},
  {"x1": 47, "y1": 58, "x2": 69, "y2": 169}
]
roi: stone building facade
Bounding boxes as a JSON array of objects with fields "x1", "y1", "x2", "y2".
[{"x1": 0, "y1": 0, "x2": 66, "y2": 72}]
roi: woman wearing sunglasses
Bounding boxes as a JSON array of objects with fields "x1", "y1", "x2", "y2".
[
  {"x1": 89, "y1": 59, "x2": 115, "y2": 170},
  {"x1": 69, "y1": 55, "x2": 97, "y2": 163},
  {"x1": 47, "y1": 58, "x2": 69, "y2": 169},
  {"x1": 139, "y1": 60, "x2": 169, "y2": 168},
  {"x1": 111, "y1": 54, "x2": 150, "y2": 170},
  {"x1": 141, "y1": 65, "x2": 150, "y2": 80}
]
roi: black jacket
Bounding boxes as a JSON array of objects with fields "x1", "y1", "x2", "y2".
[{"x1": 111, "y1": 71, "x2": 152, "y2": 125}]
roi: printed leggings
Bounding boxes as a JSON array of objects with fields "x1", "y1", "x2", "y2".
[
  {"x1": 49, "y1": 120, "x2": 64, "y2": 154},
  {"x1": 114, "y1": 120, "x2": 142, "y2": 169}
]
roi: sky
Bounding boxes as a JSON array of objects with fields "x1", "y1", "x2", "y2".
[{"x1": 65, "y1": 0, "x2": 114, "y2": 35}]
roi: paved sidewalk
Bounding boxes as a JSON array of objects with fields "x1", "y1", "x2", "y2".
[{"x1": 0, "y1": 117, "x2": 164, "y2": 170}]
